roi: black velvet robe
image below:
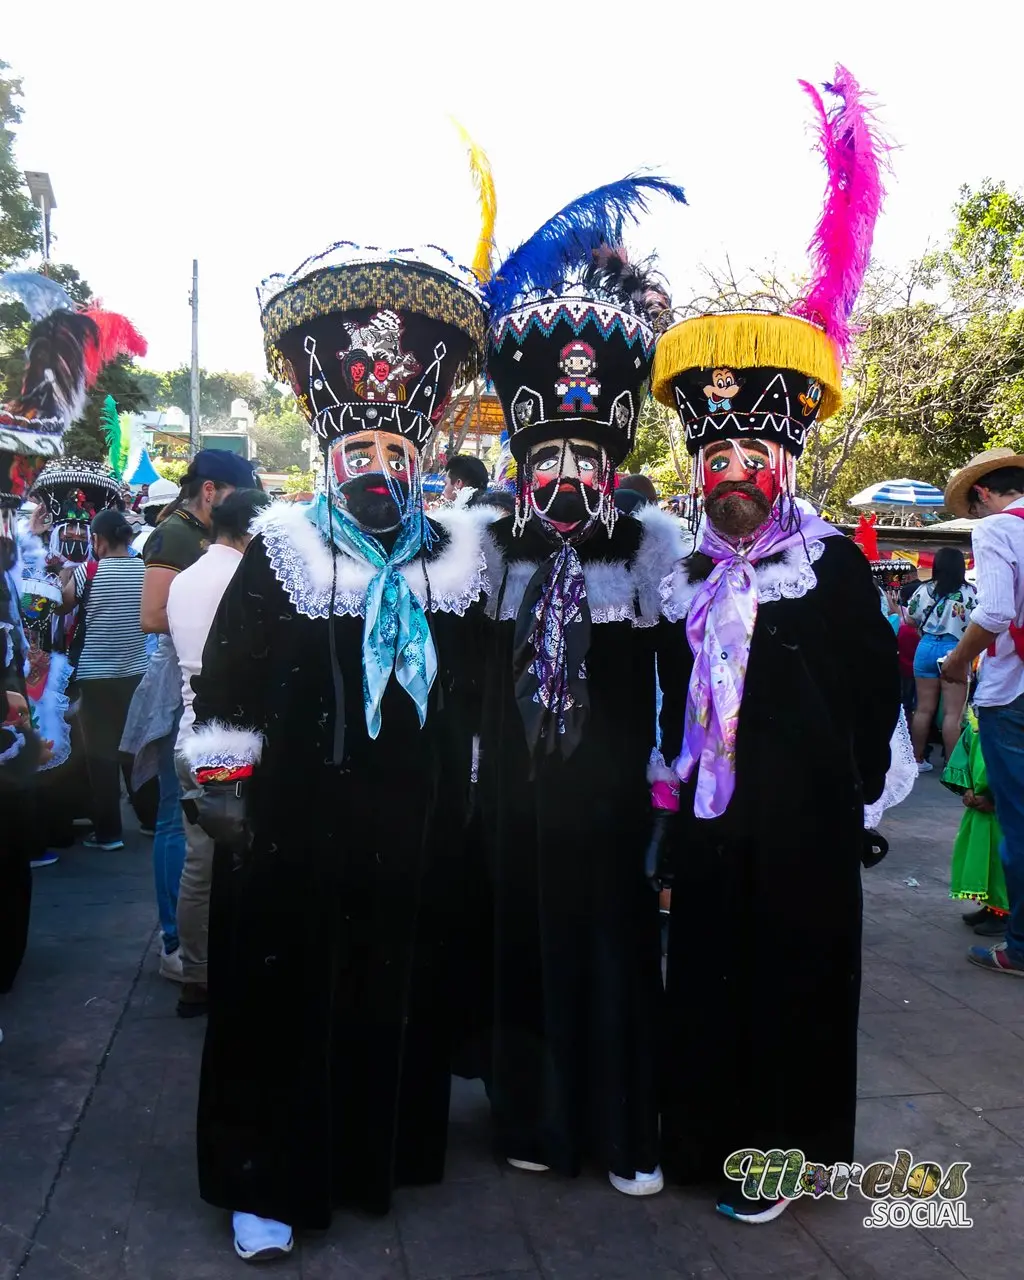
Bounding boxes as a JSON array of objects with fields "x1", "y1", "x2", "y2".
[
  {"x1": 188, "y1": 502, "x2": 486, "y2": 1229},
  {"x1": 478, "y1": 507, "x2": 687, "y2": 1180},
  {"x1": 659, "y1": 533, "x2": 900, "y2": 1183}
]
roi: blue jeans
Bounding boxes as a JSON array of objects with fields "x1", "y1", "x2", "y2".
[
  {"x1": 153, "y1": 728, "x2": 186, "y2": 953},
  {"x1": 977, "y1": 694, "x2": 1024, "y2": 963},
  {"x1": 913, "y1": 633, "x2": 957, "y2": 679}
]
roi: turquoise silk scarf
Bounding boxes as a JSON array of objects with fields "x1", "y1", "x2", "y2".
[{"x1": 308, "y1": 494, "x2": 437, "y2": 738}]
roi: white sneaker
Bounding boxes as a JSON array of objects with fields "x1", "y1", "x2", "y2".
[
  {"x1": 507, "y1": 1157, "x2": 550, "y2": 1172},
  {"x1": 159, "y1": 947, "x2": 185, "y2": 984},
  {"x1": 609, "y1": 1166, "x2": 664, "y2": 1196},
  {"x1": 917, "y1": 760, "x2": 933, "y2": 774},
  {"x1": 232, "y1": 1212, "x2": 293, "y2": 1262}
]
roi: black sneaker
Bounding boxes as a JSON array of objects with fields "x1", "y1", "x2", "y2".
[
  {"x1": 962, "y1": 906, "x2": 990, "y2": 926},
  {"x1": 974, "y1": 913, "x2": 1009, "y2": 937},
  {"x1": 716, "y1": 1183, "x2": 790, "y2": 1224}
]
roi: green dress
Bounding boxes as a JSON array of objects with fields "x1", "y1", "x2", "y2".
[{"x1": 941, "y1": 713, "x2": 1009, "y2": 911}]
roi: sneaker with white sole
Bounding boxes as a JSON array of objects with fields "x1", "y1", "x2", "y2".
[
  {"x1": 507, "y1": 1157, "x2": 550, "y2": 1172},
  {"x1": 609, "y1": 1166, "x2": 664, "y2": 1196},
  {"x1": 30, "y1": 852, "x2": 60, "y2": 868},
  {"x1": 916, "y1": 760, "x2": 933, "y2": 775},
  {"x1": 232, "y1": 1212, "x2": 293, "y2": 1262},
  {"x1": 83, "y1": 835, "x2": 125, "y2": 851},
  {"x1": 159, "y1": 946, "x2": 185, "y2": 984}
]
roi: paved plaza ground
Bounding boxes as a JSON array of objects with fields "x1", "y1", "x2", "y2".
[{"x1": 1, "y1": 772, "x2": 1022, "y2": 1279}]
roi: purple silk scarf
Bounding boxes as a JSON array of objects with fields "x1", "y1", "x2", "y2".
[{"x1": 676, "y1": 499, "x2": 839, "y2": 819}]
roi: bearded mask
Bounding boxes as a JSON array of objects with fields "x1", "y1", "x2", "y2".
[{"x1": 700, "y1": 437, "x2": 792, "y2": 539}]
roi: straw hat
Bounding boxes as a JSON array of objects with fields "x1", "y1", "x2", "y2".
[{"x1": 945, "y1": 448, "x2": 1024, "y2": 517}]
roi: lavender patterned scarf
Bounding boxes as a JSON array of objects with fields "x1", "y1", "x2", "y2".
[
  {"x1": 677, "y1": 499, "x2": 839, "y2": 818},
  {"x1": 512, "y1": 529, "x2": 594, "y2": 771}
]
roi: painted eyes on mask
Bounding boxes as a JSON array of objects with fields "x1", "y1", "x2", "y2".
[
  {"x1": 707, "y1": 452, "x2": 767, "y2": 473},
  {"x1": 345, "y1": 453, "x2": 373, "y2": 472},
  {"x1": 388, "y1": 456, "x2": 410, "y2": 474}
]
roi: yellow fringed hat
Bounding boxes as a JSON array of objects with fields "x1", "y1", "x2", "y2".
[
  {"x1": 653, "y1": 63, "x2": 889, "y2": 460},
  {"x1": 652, "y1": 311, "x2": 842, "y2": 458}
]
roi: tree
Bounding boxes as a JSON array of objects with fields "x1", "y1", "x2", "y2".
[
  {"x1": 248, "y1": 403, "x2": 308, "y2": 471},
  {"x1": 0, "y1": 61, "x2": 39, "y2": 270},
  {"x1": 153, "y1": 366, "x2": 284, "y2": 424},
  {"x1": 64, "y1": 357, "x2": 153, "y2": 462}
]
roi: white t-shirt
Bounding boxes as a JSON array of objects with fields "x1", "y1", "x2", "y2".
[
  {"x1": 166, "y1": 543, "x2": 244, "y2": 750},
  {"x1": 972, "y1": 497, "x2": 1024, "y2": 708}
]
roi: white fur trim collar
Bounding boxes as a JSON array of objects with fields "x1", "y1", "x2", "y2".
[
  {"x1": 252, "y1": 501, "x2": 490, "y2": 621},
  {"x1": 484, "y1": 505, "x2": 691, "y2": 627},
  {"x1": 660, "y1": 539, "x2": 827, "y2": 622}
]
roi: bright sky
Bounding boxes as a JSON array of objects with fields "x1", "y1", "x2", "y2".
[{"x1": 5, "y1": 2, "x2": 1019, "y2": 378}]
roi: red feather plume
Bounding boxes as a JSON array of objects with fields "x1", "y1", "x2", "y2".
[{"x1": 81, "y1": 309, "x2": 149, "y2": 388}]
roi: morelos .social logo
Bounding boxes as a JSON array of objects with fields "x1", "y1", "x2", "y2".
[{"x1": 724, "y1": 1149, "x2": 973, "y2": 1229}]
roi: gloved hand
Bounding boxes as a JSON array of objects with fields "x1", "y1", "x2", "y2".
[
  {"x1": 645, "y1": 809, "x2": 674, "y2": 892},
  {"x1": 190, "y1": 780, "x2": 253, "y2": 852},
  {"x1": 862, "y1": 828, "x2": 889, "y2": 869}
]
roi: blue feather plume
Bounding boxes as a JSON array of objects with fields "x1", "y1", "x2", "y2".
[
  {"x1": 0, "y1": 271, "x2": 75, "y2": 322},
  {"x1": 484, "y1": 174, "x2": 686, "y2": 318}
]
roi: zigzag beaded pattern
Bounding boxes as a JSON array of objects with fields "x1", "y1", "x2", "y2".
[
  {"x1": 261, "y1": 262, "x2": 487, "y2": 378},
  {"x1": 490, "y1": 299, "x2": 655, "y2": 357}
]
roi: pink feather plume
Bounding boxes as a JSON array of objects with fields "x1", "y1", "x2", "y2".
[
  {"x1": 81, "y1": 308, "x2": 149, "y2": 387},
  {"x1": 792, "y1": 65, "x2": 889, "y2": 356}
]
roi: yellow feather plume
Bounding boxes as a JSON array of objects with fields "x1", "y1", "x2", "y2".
[{"x1": 452, "y1": 118, "x2": 496, "y2": 284}]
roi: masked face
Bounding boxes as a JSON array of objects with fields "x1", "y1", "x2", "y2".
[
  {"x1": 55, "y1": 520, "x2": 92, "y2": 563},
  {"x1": 329, "y1": 430, "x2": 417, "y2": 532},
  {"x1": 701, "y1": 438, "x2": 787, "y2": 538},
  {"x1": 528, "y1": 437, "x2": 605, "y2": 528}
]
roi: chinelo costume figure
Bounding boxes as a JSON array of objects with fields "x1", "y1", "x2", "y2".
[
  {"x1": 0, "y1": 271, "x2": 145, "y2": 1003},
  {"x1": 477, "y1": 177, "x2": 689, "y2": 1194},
  {"x1": 652, "y1": 68, "x2": 901, "y2": 1223},
  {"x1": 181, "y1": 141, "x2": 497, "y2": 1262}
]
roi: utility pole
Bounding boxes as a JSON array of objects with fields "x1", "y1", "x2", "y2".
[{"x1": 189, "y1": 259, "x2": 200, "y2": 456}]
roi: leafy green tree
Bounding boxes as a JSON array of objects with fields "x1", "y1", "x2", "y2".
[
  {"x1": 248, "y1": 403, "x2": 308, "y2": 471},
  {"x1": 0, "y1": 61, "x2": 39, "y2": 269},
  {"x1": 65, "y1": 357, "x2": 153, "y2": 461}
]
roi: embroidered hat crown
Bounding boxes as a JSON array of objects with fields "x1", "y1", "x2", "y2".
[{"x1": 259, "y1": 243, "x2": 487, "y2": 454}]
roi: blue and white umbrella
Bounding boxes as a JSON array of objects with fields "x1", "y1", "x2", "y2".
[{"x1": 849, "y1": 479, "x2": 946, "y2": 508}]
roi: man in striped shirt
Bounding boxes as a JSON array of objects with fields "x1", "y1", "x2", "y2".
[{"x1": 943, "y1": 449, "x2": 1024, "y2": 977}]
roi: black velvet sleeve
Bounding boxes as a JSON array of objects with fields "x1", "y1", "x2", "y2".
[
  {"x1": 655, "y1": 617, "x2": 692, "y2": 769},
  {"x1": 819, "y1": 537, "x2": 901, "y2": 806},
  {"x1": 191, "y1": 536, "x2": 278, "y2": 737}
]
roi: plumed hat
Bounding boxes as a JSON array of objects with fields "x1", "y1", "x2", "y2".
[
  {"x1": 485, "y1": 177, "x2": 686, "y2": 467},
  {"x1": 0, "y1": 272, "x2": 147, "y2": 508},
  {"x1": 652, "y1": 66, "x2": 888, "y2": 459}
]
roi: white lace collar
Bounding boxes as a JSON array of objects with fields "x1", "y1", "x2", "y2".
[
  {"x1": 253, "y1": 501, "x2": 490, "y2": 620},
  {"x1": 660, "y1": 539, "x2": 827, "y2": 622}
]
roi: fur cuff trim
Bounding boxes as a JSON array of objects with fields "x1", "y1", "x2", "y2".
[{"x1": 178, "y1": 721, "x2": 264, "y2": 771}]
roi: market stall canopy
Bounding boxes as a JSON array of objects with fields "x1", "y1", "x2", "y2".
[{"x1": 849, "y1": 479, "x2": 945, "y2": 507}]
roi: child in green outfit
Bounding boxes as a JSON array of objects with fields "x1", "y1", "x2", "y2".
[{"x1": 942, "y1": 707, "x2": 1009, "y2": 937}]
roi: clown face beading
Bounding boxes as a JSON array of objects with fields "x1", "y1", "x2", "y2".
[
  {"x1": 328, "y1": 429, "x2": 418, "y2": 533},
  {"x1": 527, "y1": 436, "x2": 611, "y2": 531}
]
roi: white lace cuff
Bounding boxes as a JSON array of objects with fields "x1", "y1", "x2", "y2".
[{"x1": 178, "y1": 721, "x2": 264, "y2": 773}]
